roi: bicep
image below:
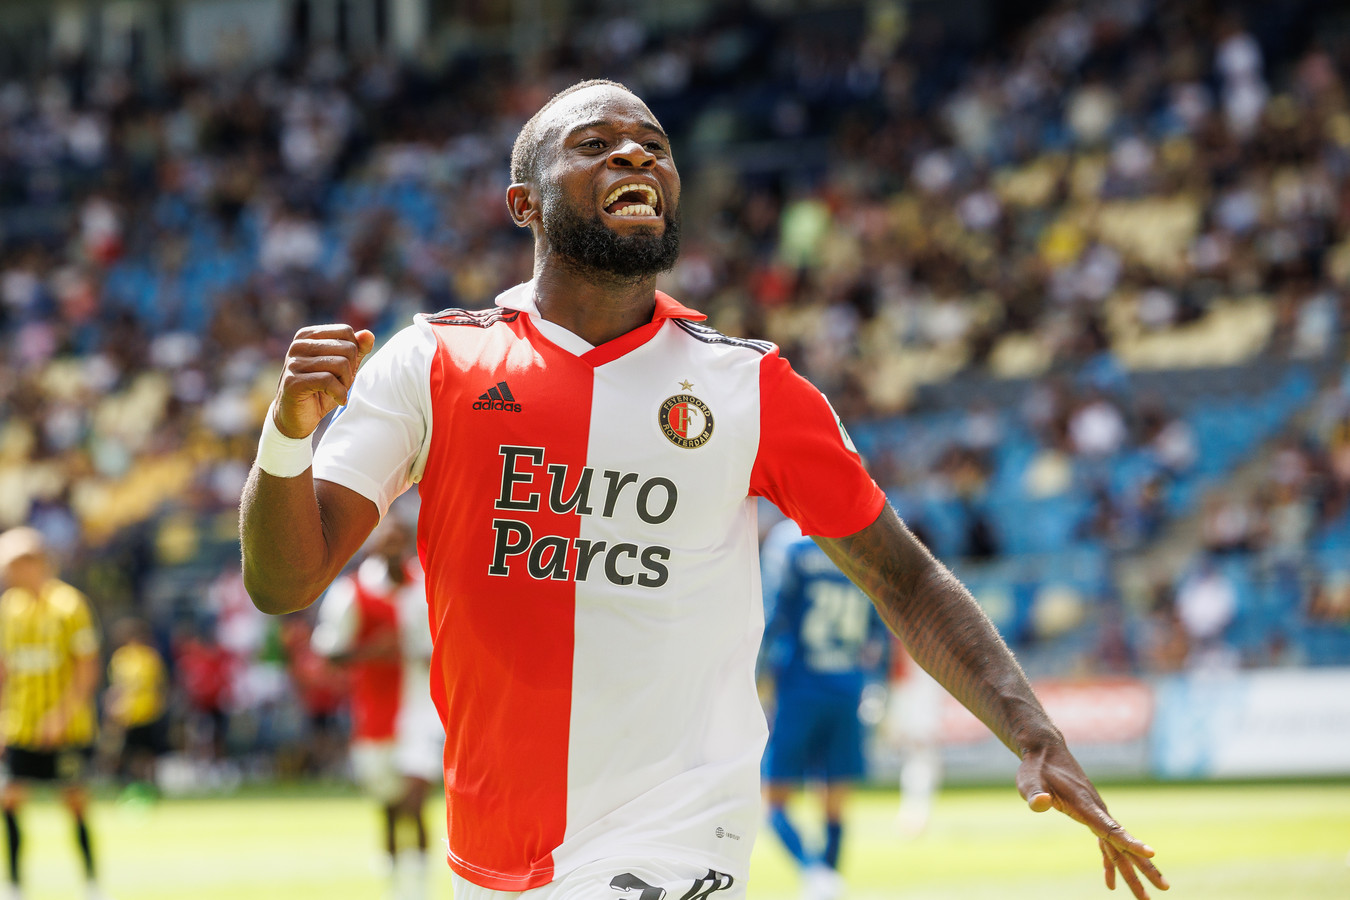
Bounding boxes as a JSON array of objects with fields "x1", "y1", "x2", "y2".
[{"x1": 315, "y1": 478, "x2": 381, "y2": 584}]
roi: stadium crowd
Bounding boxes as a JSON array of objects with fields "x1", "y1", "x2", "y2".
[{"x1": 1, "y1": 0, "x2": 1349, "y2": 778}]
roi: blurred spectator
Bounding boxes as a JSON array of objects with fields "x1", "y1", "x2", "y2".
[
  {"x1": 1068, "y1": 390, "x2": 1128, "y2": 459},
  {"x1": 1140, "y1": 582, "x2": 1190, "y2": 674},
  {"x1": 1140, "y1": 400, "x2": 1197, "y2": 476},
  {"x1": 1200, "y1": 491, "x2": 1258, "y2": 556},
  {"x1": 1175, "y1": 557, "x2": 1239, "y2": 671},
  {"x1": 1307, "y1": 573, "x2": 1350, "y2": 624}
]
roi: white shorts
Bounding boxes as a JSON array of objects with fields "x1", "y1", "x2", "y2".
[
  {"x1": 350, "y1": 740, "x2": 403, "y2": 804},
  {"x1": 393, "y1": 693, "x2": 444, "y2": 785},
  {"x1": 350, "y1": 726, "x2": 442, "y2": 804},
  {"x1": 451, "y1": 858, "x2": 743, "y2": 900}
]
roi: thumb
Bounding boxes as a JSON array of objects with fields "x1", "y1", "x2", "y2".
[
  {"x1": 1016, "y1": 751, "x2": 1054, "y2": 812},
  {"x1": 354, "y1": 329, "x2": 376, "y2": 366}
]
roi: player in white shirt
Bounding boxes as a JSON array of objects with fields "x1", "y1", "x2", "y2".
[
  {"x1": 240, "y1": 80, "x2": 1168, "y2": 900},
  {"x1": 311, "y1": 518, "x2": 443, "y2": 900}
]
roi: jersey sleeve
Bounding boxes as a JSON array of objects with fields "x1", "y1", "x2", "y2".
[
  {"x1": 311, "y1": 320, "x2": 436, "y2": 517},
  {"x1": 750, "y1": 350, "x2": 885, "y2": 538}
]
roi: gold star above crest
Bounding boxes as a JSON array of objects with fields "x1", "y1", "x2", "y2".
[{"x1": 679, "y1": 379, "x2": 694, "y2": 391}]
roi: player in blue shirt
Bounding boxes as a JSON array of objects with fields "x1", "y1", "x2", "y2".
[{"x1": 759, "y1": 519, "x2": 888, "y2": 900}]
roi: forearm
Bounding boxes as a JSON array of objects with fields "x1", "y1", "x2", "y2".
[
  {"x1": 889, "y1": 556, "x2": 1060, "y2": 756},
  {"x1": 818, "y1": 506, "x2": 1062, "y2": 757},
  {"x1": 69, "y1": 656, "x2": 99, "y2": 711}
]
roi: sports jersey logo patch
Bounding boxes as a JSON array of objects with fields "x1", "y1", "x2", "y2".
[
  {"x1": 659, "y1": 394, "x2": 714, "y2": 449},
  {"x1": 474, "y1": 381, "x2": 521, "y2": 412}
]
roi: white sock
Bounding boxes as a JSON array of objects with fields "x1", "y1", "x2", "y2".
[{"x1": 393, "y1": 849, "x2": 429, "y2": 900}]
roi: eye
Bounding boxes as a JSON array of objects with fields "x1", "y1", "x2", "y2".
[
  {"x1": 645, "y1": 141, "x2": 667, "y2": 153},
  {"x1": 580, "y1": 138, "x2": 606, "y2": 150}
]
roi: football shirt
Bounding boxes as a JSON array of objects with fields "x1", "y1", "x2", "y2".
[{"x1": 312, "y1": 283, "x2": 884, "y2": 889}]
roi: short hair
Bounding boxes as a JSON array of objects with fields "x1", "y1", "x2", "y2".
[
  {"x1": 0, "y1": 526, "x2": 46, "y2": 570},
  {"x1": 509, "y1": 78, "x2": 638, "y2": 185}
]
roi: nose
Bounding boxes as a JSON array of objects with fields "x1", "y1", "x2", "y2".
[{"x1": 609, "y1": 139, "x2": 656, "y2": 168}]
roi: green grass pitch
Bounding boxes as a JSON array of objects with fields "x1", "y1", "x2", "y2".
[{"x1": 10, "y1": 781, "x2": 1349, "y2": 898}]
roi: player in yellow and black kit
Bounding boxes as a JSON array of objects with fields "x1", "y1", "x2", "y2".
[
  {"x1": 0, "y1": 527, "x2": 109, "y2": 900},
  {"x1": 105, "y1": 617, "x2": 168, "y2": 804}
]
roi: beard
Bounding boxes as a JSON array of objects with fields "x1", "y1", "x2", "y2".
[{"x1": 541, "y1": 185, "x2": 682, "y2": 281}]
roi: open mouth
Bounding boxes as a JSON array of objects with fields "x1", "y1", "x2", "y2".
[{"x1": 602, "y1": 182, "x2": 661, "y2": 218}]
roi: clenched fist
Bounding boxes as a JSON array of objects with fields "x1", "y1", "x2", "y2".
[{"x1": 273, "y1": 325, "x2": 376, "y2": 439}]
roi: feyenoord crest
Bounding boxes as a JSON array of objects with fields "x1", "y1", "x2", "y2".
[{"x1": 659, "y1": 394, "x2": 714, "y2": 449}]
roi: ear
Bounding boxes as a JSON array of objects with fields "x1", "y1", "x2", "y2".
[{"x1": 507, "y1": 182, "x2": 539, "y2": 229}]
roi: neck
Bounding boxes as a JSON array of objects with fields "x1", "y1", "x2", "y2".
[
  {"x1": 532, "y1": 256, "x2": 658, "y2": 347},
  {"x1": 12, "y1": 576, "x2": 48, "y2": 595}
]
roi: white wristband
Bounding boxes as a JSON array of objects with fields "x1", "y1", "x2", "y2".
[{"x1": 256, "y1": 404, "x2": 314, "y2": 478}]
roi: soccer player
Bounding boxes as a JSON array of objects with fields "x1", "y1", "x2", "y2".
[
  {"x1": 759, "y1": 519, "x2": 887, "y2": 900},
  {"x1": 104, "y1": 616, "x2": 169, "y2": 804},
  {"x1": 239, "y1": 79, "x2": 1168, "y2": 900},
  {"x1": 311, "y1": 519, "x2": 443, "y2": 900},
  {"x1": 0, "y1": 527, "x2": 110, "y2": 900}
]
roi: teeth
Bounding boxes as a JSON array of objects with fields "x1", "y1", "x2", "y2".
[{"x1": 603, "y1": 183, "x2": 659, "y2": 211}]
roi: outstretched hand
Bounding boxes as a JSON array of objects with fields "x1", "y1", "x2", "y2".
[
  {"x1": 1017, "y1": 742, "x2": 1168, "y2": 899},
  {"x1": 273, "y1": 325, "x2": 376, "y2": 439}
]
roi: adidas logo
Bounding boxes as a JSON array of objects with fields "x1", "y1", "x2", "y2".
[{"x1": 473, "y1": 381, "x2": 521, "y2": 412}]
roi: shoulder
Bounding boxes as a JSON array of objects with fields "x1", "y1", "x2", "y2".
[
  {"x1": 49, "y1": 581, "x2": 91, "y2": 615},
  {"x1": 405, "y1": 308, "x2": 523, "y2": 363},
  {"x1": 669, "y1": 318, "x2": 775, "y2": 356},
  {"x1": 422, "y1": 307, "x2": 523, "y2": 329}
]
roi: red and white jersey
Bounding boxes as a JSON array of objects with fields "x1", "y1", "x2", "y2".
[{"x1": 312, "y1": 283, "x2": 884, "y2": 891}]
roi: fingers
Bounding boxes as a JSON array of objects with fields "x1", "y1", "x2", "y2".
[
  {"x1": 274, "y1": 325, "x2": 374, "y2": 437},
  {"x1": 1100, "y1": 838, "x2": 1116, "y2": 890},
  {"x1": 1131, "y1": 850, "x2": 1169, "y2": 891},
  {"x1": 294, "y1": 324, "x2": 366, "y2": 369},
  {"x1": 287, "y1": 343, "x2": 362, "y2": 396},
  {"x1": 1102, "y1": 823, "x2": 1157, "y2": 860},
  {"x1": 1093, "y1": 814, "x2": 1169, "y2": 892},
  {"x1": 1100, "y1": 837, "x2": 1161, "y2": 900},
  {"x1": 1100, "y1": 833, "x2": 1169, "y2": 897}
]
